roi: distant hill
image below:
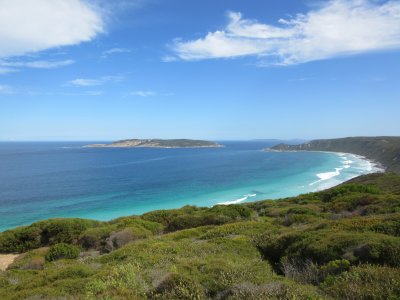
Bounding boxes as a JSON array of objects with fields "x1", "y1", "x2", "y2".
[
  {"x1": 269, "y1": 136, "x2": 400, "y2": 173},
  {"x1": 85, "y1": 139, "x2": 223, "y2": 148}
]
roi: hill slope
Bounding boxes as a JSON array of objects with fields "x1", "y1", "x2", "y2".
[
  {"x1": 269, "y1": 136, "x2": 400, "y2": 173},
  {"x1": 1, "y1": 173, "x2": 399, "y2": 299}
]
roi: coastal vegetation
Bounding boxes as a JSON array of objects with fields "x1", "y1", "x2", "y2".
[
  {"x1": 270, "y1": 136, "x2": 400, "y2": 173},
  {"x1": 1, "y1": 172, "x2": 399, "y2": 299}
]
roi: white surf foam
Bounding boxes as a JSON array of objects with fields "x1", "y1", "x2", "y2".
[
  {"x1": 317, "y1": 168, "x2": 343, "y2": 180},
  {"x1": 310, "y1": 152, "x2": 385, "y2": 190},
  {"x1": 218, "y1": 193, "x2": 257, "y2": 205},
  {"x1": 310, "y1": 167, "x2": 342, "y2": 186},
  {"x1": 341, "y1": 160, "x2": 353, "y2": 165}
]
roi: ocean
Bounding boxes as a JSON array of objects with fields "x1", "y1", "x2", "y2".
[{"x1": 0, "y1": 141, "x2": 381, "y2": 231}]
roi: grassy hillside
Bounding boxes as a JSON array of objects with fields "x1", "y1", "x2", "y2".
[
  {"x1": 270, "y1": 136, "x2": 400, "y2": 173},
  {"x1": 1, "y1": 173, "x2": 399, "y2": 299}
]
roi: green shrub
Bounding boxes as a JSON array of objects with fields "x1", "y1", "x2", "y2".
[
  {"x1": 142, "y1": 204, "x2": 253, "y2": 232},
  {"x1": 285, "y1": 207, "x2": 318, "y2": 216},
  {"x1": 275, "y1": 214, "x2": 316, "y2": 226},
  {"x1": 255, "y1": 231, "x2": 305, "y2": 265},
  {"x1": 45, "y1": 243, "x2": 80, "y2": 261},
  {"x1": 0, "y1": 218, "x2": 99, "y2": 253},
  {"x1": 323, "y1": 264, "x2": 400, "y2": 299},
  {"x1": 79, "y1": 220, "x2": 160, "y2": 251},
  {"x1": 51, "y1": 264, "x2": 95, "y2": 280},
  {"x1": 148, "y1": 272, "x2": 206, "y2": 299},
  {"x1": 321, "y1": 259, "x2": 351, "y2": 275},
  {"x1": 86, "y1": 263, "x2": 147, "y2": 299},
  {"x1": 110, "y1": 216, "x2": 164, "y2": 234},
  {"x1": 38, "y1": 218, "x2": 100, "y2": 245},
  {"x1": 319, "y1": 184, "x2": 381, "y2": 203},
  {"x1": 353, "y1": 238, "x2": 400, "y2": 267},
  {"x1": 78, "y1": 225, "x2": 117, "y2": 250},
  {"x1": 327, "y1": 193, "x2": 379, "y2": 213},
  {"x1": 0, "y1": 226, "x2": 42, "y2": 253},
  {"x1": 221, "y1": 281, "x2": 322, "y2": 300},
  {"x1": 291, "y1": 231, "x2": 400, "y2": 266},
  {"x1": 257, "y1": 228, "x2": 400, "y2": 267},
  {"x1": 280, "y1": 258, "x2": 350, "y2": 285},
  {"x1": 370, "y1": 219, "x2": 400, "y2": 237}
]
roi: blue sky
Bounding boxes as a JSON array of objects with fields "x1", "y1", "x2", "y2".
[{"x1": 1, "y1": 0, "x2": 400, "y2": 141}]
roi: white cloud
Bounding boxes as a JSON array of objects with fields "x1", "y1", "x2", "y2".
[
  {"x1": 19, "y1": 59, "x2": 75, "y2": 69},
  {"x1": 69, "y1": 75, "x2": 124, "y2": 87},
  {"x1": 0, "y1": 59, "x2": 74, "y2": 69},
  {"x1": 0, "y1": 0, "x2": 104, "y2": 58},
  {"x1": 170, "y1": 1, "x2": 400, "y2": 65},
  {"x1": 70, "y1": 78, "x2": 102, "y2": 87},
  {"x1": 131, "y1": 91, "x2": 156, "y2": 97},
  {"x1": 101, "y1": 47, "x2": 131, "y2": 58}
]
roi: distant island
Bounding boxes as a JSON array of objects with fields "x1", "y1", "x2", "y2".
[
  {"x1": 85, "y1": 139, "x2": 223, "y2": 148},
  {"x1": 267, "y1": 136, "x2": 400, "y2": 173}
]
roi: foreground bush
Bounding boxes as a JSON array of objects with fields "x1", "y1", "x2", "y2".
[
  {"x1": 0, "y1": 218, "x2": 99, "y2": 253},
  {"x1": 142, "y1": 204, "x2": 254, "y2": 232},
  {"x1": 257, "y1": 228, "x2": 400, "y2": 268},
  {"x1": 45, "y1": 243, "x2": 80, "y2": 261},
  {"x1": 322, "y1": 264, "x2": 400, "y2": 299}
]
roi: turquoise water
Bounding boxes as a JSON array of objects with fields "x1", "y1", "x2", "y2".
[{"x1": 0, "y1": 141, "x2": 380, "y2": 231}]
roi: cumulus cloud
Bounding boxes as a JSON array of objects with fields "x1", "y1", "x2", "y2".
[
  {"x1": 69, "y1": 75, "x2": 124, "y2": 87},
  {"x1": 0, "y1": 0, "x2": 104, "y2": 58},
  {"x1": 170, "y1": 0, "x2": 400, "y2": 65},
  {"x1": 101, "y1": 47, "x2": 131, "y2": 58},
  {"x1": 131, "y1": 91, "x2": 156, "y2": 97}
]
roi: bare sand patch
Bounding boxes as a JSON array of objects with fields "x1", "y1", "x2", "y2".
[{"x1": 0, "y1": 254, "x2": 19, "y2": 271}]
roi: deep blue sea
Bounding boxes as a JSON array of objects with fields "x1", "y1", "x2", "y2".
[{"x1": 0, "y1": 141, "x2": 380, "y2": 231}]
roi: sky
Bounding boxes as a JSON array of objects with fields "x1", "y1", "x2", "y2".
[{"x1": 0, "y1": 0, "x2": 400, "y2": 141}]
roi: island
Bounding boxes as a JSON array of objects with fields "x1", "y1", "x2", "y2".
[
  {"x1": 267, "y1": 136, "x2": 400, "y2": 173},
  {"x1": 85, "y1": 138, "x2": 223, "y2": 148}
]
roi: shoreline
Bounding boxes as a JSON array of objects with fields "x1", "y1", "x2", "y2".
[
  {"x1": 265, "y1": 148, "x2": 386, "y2": 172},
  {"x1": 266, "y1": 137, "x2": 400, "y2": 174},
  {"x1": 216, "y1": 151, "x2": 383, "y2": 206},
  {"x1": 0, "y1": 149, "x2": 385, "y2": 233},
  {"x1": 309, "y1": 152, "x2": 384, "y2": 189}
]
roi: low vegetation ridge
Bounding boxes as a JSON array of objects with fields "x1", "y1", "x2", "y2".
[
  {"x1": 85, "y1": 139, "x2": 222, "y2": 148},
  {"x1": 0, "y1": 172, "x2": 399, "y2": 299},
  {"x1": 269, "y1": 136, "x2": 400, "y2": 173}
]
